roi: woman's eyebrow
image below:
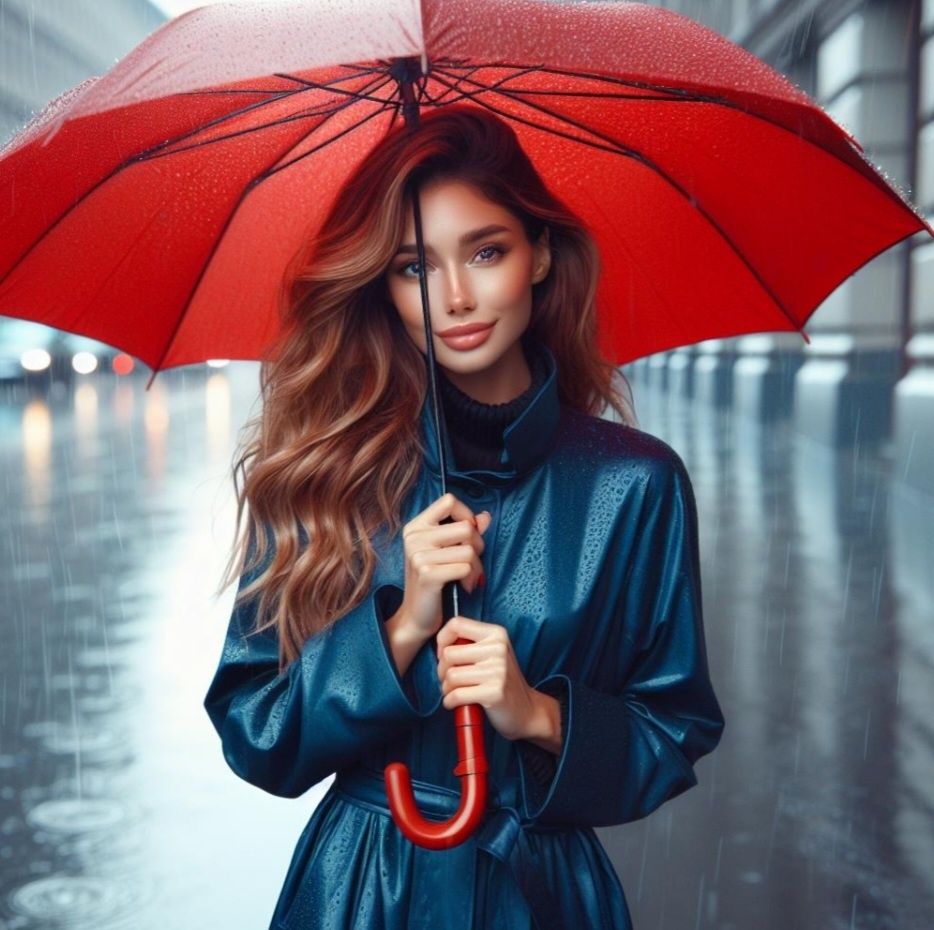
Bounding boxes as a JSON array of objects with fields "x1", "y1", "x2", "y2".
[{"x1": 394, "y1": 224, "x2": 512, "y2": 257}]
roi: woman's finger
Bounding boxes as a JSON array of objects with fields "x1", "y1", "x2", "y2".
[
  {"x1": 447, "y1": 615, "x2": 495, "y2": 634},
  {"x1": 435, "y1": 623, "x2": 457, "y2": 654},
  {"x1": 437, "y1": 640, "x2": 488, "y2": 669},
  {"x1": 436, "y1": 616, "x2": 472, "y2": 653},
  {"x1": 413, "y1": 492, "x2": 476, "y2": 528},
  {"x1": 439, "y1": 662, "x2": 490, "y2": 695},
  {"x1": 435, "y1": 615, "x2": 493, "y2": 655},
  {"x1": 441, "y1": 641, "x2": 488, "y2": 662},
  {"x1": 442, "y1": 683, "x2": 488, "y2": 710},
  {"x1": 409, "y1": 520, "x2": 485, "y2": 553},
  {"x1": 413, "y1": 543, "x2": 475, "y2": 566}
]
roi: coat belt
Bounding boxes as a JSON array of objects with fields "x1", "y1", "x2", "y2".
[{"x1": 333, "y1": 765, "x2": 571, "y2": 930}]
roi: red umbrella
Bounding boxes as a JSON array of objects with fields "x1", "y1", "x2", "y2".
[{"x1": 1, "y1": 0, "x2": 930, "y2": 848}]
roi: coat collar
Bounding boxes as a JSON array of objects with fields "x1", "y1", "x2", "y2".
[{"x1": 418, "y1": 342, "x2": 561, "y2": 487}]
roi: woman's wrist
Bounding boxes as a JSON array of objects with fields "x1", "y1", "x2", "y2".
[
  {"x1": 384, "y1": 607, "x2": 430, "y2": 679},
  {"x1": 521, "y1": 689, "x2": 562, "y2": 755}
]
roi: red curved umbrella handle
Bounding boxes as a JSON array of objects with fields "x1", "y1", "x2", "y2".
[{"x1": 384, "y1": 637, "x2": 488, "y2": 849}]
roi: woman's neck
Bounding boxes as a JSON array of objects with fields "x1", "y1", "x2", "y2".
[{"x1": 435, "y1": 338, "x2": 532, "y2": 405}]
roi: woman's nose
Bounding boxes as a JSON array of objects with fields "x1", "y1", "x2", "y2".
[{"x1": 441, "y1": 268, "x2": 474, "y2": 312}]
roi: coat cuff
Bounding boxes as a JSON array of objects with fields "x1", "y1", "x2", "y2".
[
  {"x1": 517, "y1": 672, "x2": 699, "y2": 826},
  {"x1": 520, "y1": 674, "x2": 697, "y2": 826},
  {"x1": 517, "y1": 672, "x2": 608, "y2": 823}
]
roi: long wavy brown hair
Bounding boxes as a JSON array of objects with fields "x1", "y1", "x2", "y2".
[{"x1": 216, "y1": 103, "x2": 638, "y2": 673}]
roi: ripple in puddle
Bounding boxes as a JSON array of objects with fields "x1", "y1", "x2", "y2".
[
  {"x1": 9, "y1": 875, "x2": 149, "y2": 926},
  {"x1": 67, "y1": 828, "x2": 142, "y2": 867},
  {"x1": 40, "y1": 728, "x2": 131, "y2": 762},
  {"x1": 26, "y1": 799, "x2": 130, "y2": 835}
]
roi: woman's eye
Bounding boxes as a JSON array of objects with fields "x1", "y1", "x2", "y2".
[{"x1": 398, "y1": 245, "x2": 504, "y2": 278}]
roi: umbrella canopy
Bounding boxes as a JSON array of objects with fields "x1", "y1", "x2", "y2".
[
  {"x1": 1, "y1": 0, "x2": 931, "y2": 859},
  {"x1": 1, "y1": 0, "x2": 930, "y2": 388}
]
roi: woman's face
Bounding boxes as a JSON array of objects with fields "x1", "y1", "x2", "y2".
[{"x1": 384, "y1": 178, "x2": 550, "y2": 404}]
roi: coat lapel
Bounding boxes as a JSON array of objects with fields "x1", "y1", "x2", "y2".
[{"x1": 418, "y1": 342, "x2": 561, "y2": 485}]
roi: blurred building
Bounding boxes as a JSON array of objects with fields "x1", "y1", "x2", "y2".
[
  {"x1": 0, "y1": 0, "x2": 167, "y2": 147},
  {"x1": 625, "y1": 0, "x2": 933, "y2": 498}
]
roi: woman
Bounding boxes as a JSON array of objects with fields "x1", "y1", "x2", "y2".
[{"x1": 203, "y1": 104, "x2": 724, "y2": 930}]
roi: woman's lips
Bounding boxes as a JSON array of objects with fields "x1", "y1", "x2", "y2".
[{"x1": 438, "y1": 322, "x2": 495, "y2": 351}]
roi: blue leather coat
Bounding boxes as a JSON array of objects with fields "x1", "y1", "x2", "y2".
[{"x1": 203, "y1": 345, "x2": 725, "y2": 929}]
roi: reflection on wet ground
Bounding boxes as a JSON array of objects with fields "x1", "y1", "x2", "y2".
[
  {"x1": 0, "y1": 367, "x2": 316, "y2": 930},
  {"x1": 601, "y1": 386, "x2": 934, "y2": 930},
  {"x1": 0, "y1": 367, "x2": 931, "y2": 929}
]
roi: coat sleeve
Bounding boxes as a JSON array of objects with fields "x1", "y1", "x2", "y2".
[
  {"x1": 202, "y1": 524, "x2": 427, "y2": 798},
  {"x1": 516, "y1": 454, "x2": 725, "y2": 826}
]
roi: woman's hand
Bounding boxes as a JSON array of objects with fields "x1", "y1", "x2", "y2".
[
  {"x1": 435, "y1": 615, "x2": 541, "y2": 743},
  {"x1": 397, "y1": 493, "x2": 493, "y2": 640}
]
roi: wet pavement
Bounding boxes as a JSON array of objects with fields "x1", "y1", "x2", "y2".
[{"x1": 0, "y1": 366, "x2": 932, "y2": 929}]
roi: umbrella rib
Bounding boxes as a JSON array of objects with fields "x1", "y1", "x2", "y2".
[
  {"x1": 169, "y1": 63, "x2": 387, "y2": 97},
  {"x1": 263, "y1": 79, "x2": 397, "y2": 177},
  {"x1": 138, "y1": 72, "x2": 397, "y2": 163},
  {"x1": 421, "y1": 61, "x2": 538, "y2": 106},
  {"x1": 142, "y1": 66, "x2": 384, "y2": 159},
  {"x1": 146, "y1": 98, "x2": 398, "y2": 386},
  {"x1": 427, "y1": 61, "x2": 760, "y2": 121},
  {"x1": 430, "y1": 65, "x2": 802, "y2": 336},
  {"x1": 0, "y1": 72, "x2": 393, "y2": 296},
  {"x1": 262, "y1": 70, "x2": 411, "y2": 109},
  {"x1": 466, "y1": 87, "x2": 730, "y2": 103},
  {"x1": 440, "y1": 59, "x2": 798, "y2": 109},
  {"x1": 133, "y1": 78, "x2": 392, "y2": 161},
  {"x1": 427, "y1": 68, "x2": 664, "y2": 158},
  {"x1": 426, "y1": 58, "x2": 711, "y2": 108}
]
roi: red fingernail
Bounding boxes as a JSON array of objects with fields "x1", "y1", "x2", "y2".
[{"x1": 479, "y1": 572, "x2": 486, "y2": 588}]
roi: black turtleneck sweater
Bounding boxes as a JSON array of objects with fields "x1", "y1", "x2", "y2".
[
  {"x1": 435, "y1": 337, "x2": 568, "y2": 797},
  {"x1": 435, "y1": 334, "x2": 551, "y2": 472}
]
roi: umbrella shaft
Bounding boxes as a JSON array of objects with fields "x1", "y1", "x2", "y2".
[{"x1": 394, "y1": 63, "x2": 460, "y2": 620}]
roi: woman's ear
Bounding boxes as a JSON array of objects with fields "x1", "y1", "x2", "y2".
[{"x1": 532, "y1": 226, "x2": 551, "y2": 284}]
